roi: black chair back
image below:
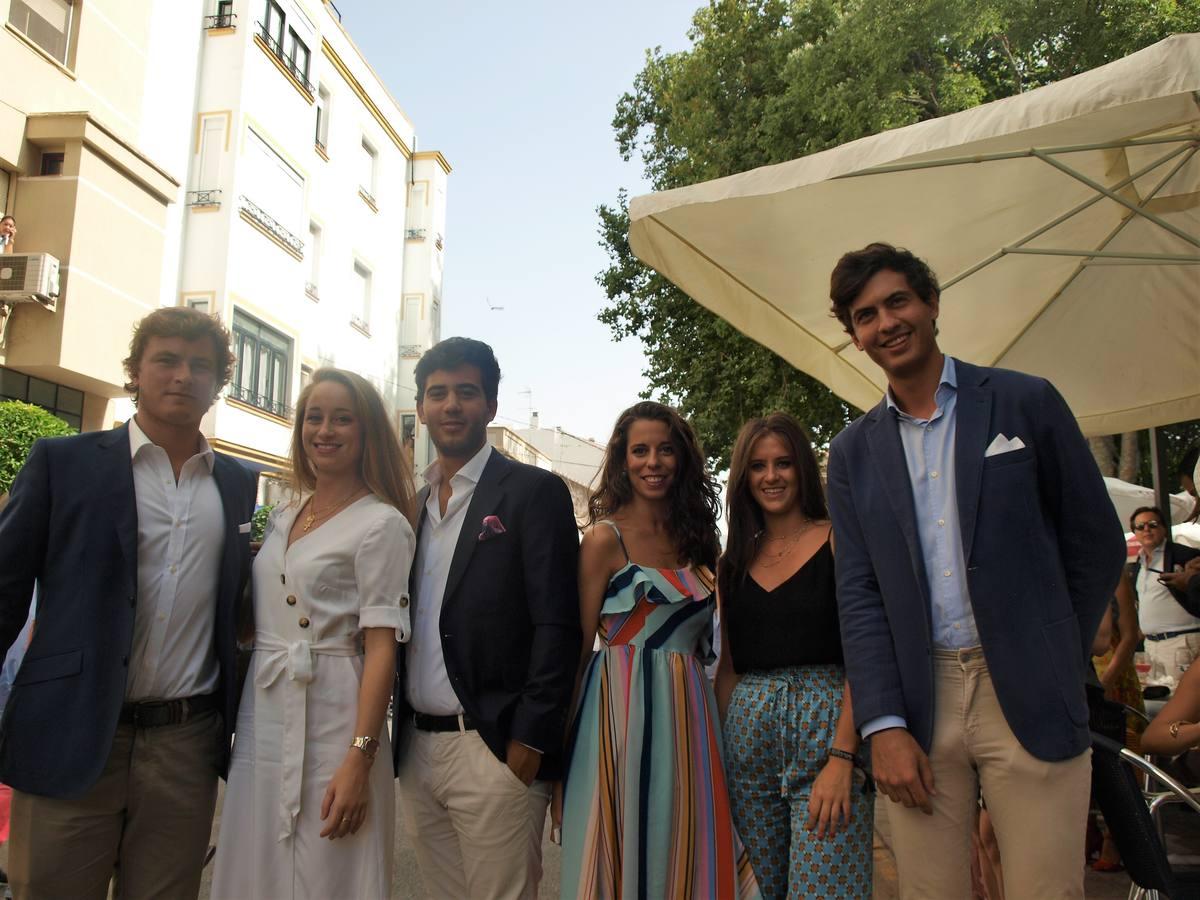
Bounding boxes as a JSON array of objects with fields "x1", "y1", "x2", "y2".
[{"x1": 1090, "y1": 731, "x2": 1177, "y2": 895}]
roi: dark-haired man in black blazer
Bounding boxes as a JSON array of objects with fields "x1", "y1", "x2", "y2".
[
  {"x1": 0, "y1": 307, "x2": 256, "y2": 900},
  {"x1": 393, "y1": 337, "x2": 580, "y2": 900}
]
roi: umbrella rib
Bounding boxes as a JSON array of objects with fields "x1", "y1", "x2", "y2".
[
  {"x1": 1031, "y1": 148, "x2": 1200, "y2": 248},
  {"x1": 988, "y1": 144, "x2": 1199, "y2": 366},
  {"x1": 941, "y1": 141, "x2": 1197, "y2": 290},
  {"x1": 641, "y1": 214, "x2": 880, "y2": 396}
]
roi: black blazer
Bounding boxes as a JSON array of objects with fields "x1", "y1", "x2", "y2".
[
  {"x1": 1132, "y1": 540, "x2": 1200, "y2": 620},
  {"x1": 392, "y1": 450, "x2": 581, "y2": 780},
  {"x1": 827, "y1": 360, "x2": 1125, "y2": 762},
  {"x1": 0, "y1": 425, "x2": 256, "y2": 798}
]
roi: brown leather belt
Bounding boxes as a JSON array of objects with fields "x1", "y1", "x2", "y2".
[{"x1": 120, "y1": 693, "x2": 219, "y2": 728}]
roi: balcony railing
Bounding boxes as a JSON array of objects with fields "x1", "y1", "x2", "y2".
[
  {"x1": 186, "y1": 189, "x2": 221, "y2": 208},
  {"x1": 255, "y1": 20, "x2": 314, "y2": 94},
  {"x1": 204, "y1": 12, "x2": 236, "y2": 28},
  {"x1": 239, "y1": 195, "x2": 304, "y2": 256},
  {"x1": 350, "y1": 314, "x2": 370, "y2": 335},
  {"x1": 405, "y1": 228, "x2": 426, "y2": 240},
  {"x1": 304, "y1": 282, "x2": 319, "y2": 301},
  {"x1": 400, "y1": 344, "x2": 423, "y2": 359},
  {"x1": 315, "y1": 137, "x2": 327, "y2": 155},
  {"x1": 358, "y1": 186, "x2": 377, "y2": 209},
  {"x1": 228, "y1": 383, "x2": 293, "y2": 419},
  {"x1": 435, "y1": 233, "x2": 444, "y2": 251}
]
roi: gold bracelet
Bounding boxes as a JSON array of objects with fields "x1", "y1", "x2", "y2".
[{"x1": 1168, "y1": 719, "x2": 1194, "y2": 740}]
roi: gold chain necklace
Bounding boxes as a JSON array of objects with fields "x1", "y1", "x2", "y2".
[
  {"x1": 301, "y1": 488, "x2": 363, "y2": 533},
  {"x1": 756, "y1": 519, "x2": 816, "y2": 568}
]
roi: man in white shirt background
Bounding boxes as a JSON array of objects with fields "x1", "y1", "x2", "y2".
[
  {"x1": 392, "y1": 337, "x2": 580, "y2": 900},
  {"x1": 0, "y1": 307, "x2": 256, "y2": 899},
  {"x1": 1130, "y1": 505, "x2": 1200, "y2": 683}
]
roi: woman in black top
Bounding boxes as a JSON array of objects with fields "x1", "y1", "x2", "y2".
[{"x1": 715, "y1": 413, "x2": 872, "y2": 899}]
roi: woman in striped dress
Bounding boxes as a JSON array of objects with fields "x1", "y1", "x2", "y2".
[{"x1": 559, "y1": 401, "x2": 761, "y2": 899}]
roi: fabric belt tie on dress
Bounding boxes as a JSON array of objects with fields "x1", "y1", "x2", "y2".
[{"x1": 254, "y1": 631, "x2": 362, "y2": 841}]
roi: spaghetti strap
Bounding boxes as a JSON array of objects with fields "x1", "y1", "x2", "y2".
[{"x1": 597, "y1": 519, "x2": 631, "y2": 563}]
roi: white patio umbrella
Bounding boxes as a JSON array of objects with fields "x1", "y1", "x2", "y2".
[{"x1": 628, "y1": 34, "x2": 1200, "y2": 436}]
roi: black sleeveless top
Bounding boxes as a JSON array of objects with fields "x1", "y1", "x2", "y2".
[{"x1": 725, "y1": 538, "x2": 844, "y2": 672}]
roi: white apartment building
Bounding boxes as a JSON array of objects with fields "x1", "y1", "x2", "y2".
[{"x1": 177, "y1": 0, "x2": 449, "y2": 479}]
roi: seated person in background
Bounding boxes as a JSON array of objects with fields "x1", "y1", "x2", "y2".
[
  {"x1": 0, "y1": 216, "x2": 14, "y2": 254},
  {"x1": 1141, "y1": 655, "x2": 1200, "y2": 779},
  {"x1": 1130, "y1": 507, "x2": 1200, "y2": 682}
]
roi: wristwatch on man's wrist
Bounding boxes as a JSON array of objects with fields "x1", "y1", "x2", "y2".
[{"x1": 351, "y1": 735, "x2": 380, "y2": 760}]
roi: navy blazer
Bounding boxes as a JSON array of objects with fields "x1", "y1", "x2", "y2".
[
  {"x1": 0, "y1": 424, "x2": 256, "y2": 798},
  {"x1": 827, "y1": 359, "x2": 1125, "y2": 762},
  {"x1": 391, "y1": 449, "x2": 581, "y2": 780}
]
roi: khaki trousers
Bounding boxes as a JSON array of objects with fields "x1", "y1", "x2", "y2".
[
  {"x1": 9, "y1": 710, "x2": 221, "y2": 900},
  {"x1": 1144, "y1": 630, "x2": 1200, "y2": 684},
  {"x1": 397, "y1": 727, "x2": 552, "y2": 900},
  {"x1": 887, "y1": 648, "x2": 1091, "y2": 900}
]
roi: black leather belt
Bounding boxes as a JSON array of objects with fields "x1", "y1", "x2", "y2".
[
  {"x1": 412, "y1": 711, "x2": 475, "y2": 733},
  {"x1": 1145, "y1": 627, "x2": 1200, "y2": 642},
  {"x1": 120, "y1": 693, "x2": 219, "y2": 728}
]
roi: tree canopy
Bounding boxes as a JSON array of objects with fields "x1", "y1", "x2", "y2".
[{"x1": 598, "y1": 0, "x2": 1199, "y2": 468}]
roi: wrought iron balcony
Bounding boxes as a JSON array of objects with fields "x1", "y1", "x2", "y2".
[
  {"x1": 400, "y1": 344, "x2": 423, "y2": 359},
  {"x1": 405, "y1": 228, "x2": 426, "y2": 240},
  {"x1": 239, "y1": 195, "x2": 304, "y2": 256},
  {"x1": 350, "y1": 314, "x2": 370, "y2": 335},
  {"x1": 255, "y1": 20, "x2": 314, "y2": 94},
  {"x1": 304, "y1": 282, "x2": 319, "y2": 301},
  {"x1": 186, "y1": 189, "x2": 221, "y2": 207},
  {"x1": 204, "y1": 12, "x2": 236, "y2": 28},
  {"x1": 228, "y1": 383, "x2": 293, "y2": 419}
]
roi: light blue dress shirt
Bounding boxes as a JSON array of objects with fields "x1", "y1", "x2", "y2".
[{"x1": 861, "y1": 356, "x2": 980, "y2": 739}]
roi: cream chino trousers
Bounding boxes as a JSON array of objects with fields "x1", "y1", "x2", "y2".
[
  {"x1": 397, "y1": 726, "x2": 552, "y2": 900},
  {"x1": 887, "y1": 648, "x2": 1092, "y2": 900}
]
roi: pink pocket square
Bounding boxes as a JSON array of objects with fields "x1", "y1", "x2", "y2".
[{"x1": 478, "y1": 515, "x2": 507, "y2": 542}]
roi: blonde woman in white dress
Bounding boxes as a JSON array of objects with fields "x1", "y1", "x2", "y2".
[{"x1": 213, "y1": 368, "x2": 417, "y2": 898}]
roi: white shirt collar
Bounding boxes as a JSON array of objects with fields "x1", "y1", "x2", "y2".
[
  {"x1": 128, "y1": 416, "x2": 215, "y2": 473},
  {"x1": 422, "y1": 441, "x2": 493, "y2": 489}
]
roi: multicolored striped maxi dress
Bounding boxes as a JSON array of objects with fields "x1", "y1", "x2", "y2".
[{"x1": 560, "y1": 526, "x2": 762, "y2": 900}]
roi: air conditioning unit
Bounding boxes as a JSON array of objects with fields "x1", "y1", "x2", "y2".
[{"x1": 0, "y1": 253, "x2": 60, "y2": 311}]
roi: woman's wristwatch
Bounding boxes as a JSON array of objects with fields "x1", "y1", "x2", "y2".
[{"x1": 351, "y1": 736, "x2": 380, "y2": 760}]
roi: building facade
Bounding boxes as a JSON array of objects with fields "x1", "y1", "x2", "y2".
[
  {"x1": 0, "y1": 0, "x2": 205, "y2": 431},
  {"x1": 176, "y1": 0, "x2": 449, "y2": 479},
  {"x1": 0, "y1": 0, "x2": 448, "y2": 484}
]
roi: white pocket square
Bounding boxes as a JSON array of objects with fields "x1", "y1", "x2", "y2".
[
  {"x1": 984, "y1": 434, "x2": 1026, "y2": 458},
  {"x1": 238, "y1": 522, "x2": 252, "y2": 534}
]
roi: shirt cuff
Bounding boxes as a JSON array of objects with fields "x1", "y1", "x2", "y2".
[{"x1": 861, "y1": 715, "x2": 907, "y2": 740}]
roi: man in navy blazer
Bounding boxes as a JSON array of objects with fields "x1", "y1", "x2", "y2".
[
  {"x1": 0, "y1": 307, "x2": 256, "y2": 899},
  {"x1": 825, "y1": 244, "x2": 1124, "y2": 899}
]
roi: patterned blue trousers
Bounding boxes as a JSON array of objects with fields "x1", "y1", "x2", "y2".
[{"x1": 724, "y1": 665, "x2": 873, "y2": 899}]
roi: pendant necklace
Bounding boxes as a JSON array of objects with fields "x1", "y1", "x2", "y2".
[
  {"x1": 301, "y1": 487, "x2": 362, "y2": 533},
  {"x1": 757, "y1": 519, "x2": 815, "y2": 568}
]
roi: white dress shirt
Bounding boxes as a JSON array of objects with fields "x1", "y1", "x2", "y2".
[
  {"x1": 406, "y1": 442, "x2": 494, "y2": 715},
  {"x1": 126, "y1": 417, "x2": 224, "y2": 701},
  {"x1": 1138, "y1": 543, "x2": 1200, "y2": 636}
]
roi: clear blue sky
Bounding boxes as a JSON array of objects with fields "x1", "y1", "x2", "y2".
[{"x1": 342, "y1": 0, "x2": 701, "y2": 442}]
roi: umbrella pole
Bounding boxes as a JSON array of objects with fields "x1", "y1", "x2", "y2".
[{"x1": 1149, "y1": 427, "x2": 1173, "y2": 540}]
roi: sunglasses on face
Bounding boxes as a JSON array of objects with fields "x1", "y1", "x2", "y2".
[{"x1": 1133, "y1": 521, "x2": 1162, "y2": 531}]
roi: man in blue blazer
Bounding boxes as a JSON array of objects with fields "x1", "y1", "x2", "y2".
[
  {"x1": 0, "y1": 307, "x2": 256, "y2": 899},
  {"x1": 825, "y1": 244, "x2": 1125, "y2": 899}
]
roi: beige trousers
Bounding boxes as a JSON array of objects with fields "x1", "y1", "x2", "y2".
[
  {"x1": 1144, "y1": 630, "x2": 1200, "y2": 684},
  {"x1": 887, "y1": 648, "x2": 1092, "y2": 900},
  {"x1": 9, "y1": 710, "x2": 222, "y2": 900},
  {"x1": 397, "y1": 727, "x2": 552, "y2": 900}
]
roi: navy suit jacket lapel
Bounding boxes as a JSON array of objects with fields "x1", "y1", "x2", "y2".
[
  {"x1": 210, "y1": 454, "x2": 245, "y2": 614},
  {"x1": 953, "y1": 361, "x2": 992, "y2": 566},
  {"x1": 97, "y1": 424, "x2": 137, "y2": 587},
  {"x1": 442, "y1": 451, "x2": 509, "y2": 608},
  {"x1": 864, "y1": 400, "x2": 929, "y2": 601}
]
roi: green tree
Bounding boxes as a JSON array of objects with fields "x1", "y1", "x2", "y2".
[
  {"x1": 599, "y1": 0, "x2": 1200, "y2": 467},
  {"x1": 0, "y1": 401, "x2": 75, "y2": 495}
]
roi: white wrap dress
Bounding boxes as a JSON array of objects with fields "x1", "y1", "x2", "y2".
[{"x1": 212, "y1": 494, "x2": 414, "y2": 899}]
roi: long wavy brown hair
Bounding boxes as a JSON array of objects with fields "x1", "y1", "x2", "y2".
[
  {"x1": 587, "y1": 401, "x2": 721, "y2": 569},
  {"x1": 718, "y1": 413, "x2": 828, "y2": 606},
  {"x1": 289, "y1": 368, "x2": 417, "y2": 525}
]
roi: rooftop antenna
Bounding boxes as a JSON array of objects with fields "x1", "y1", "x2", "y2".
[
  {"x1": 518, "y1": 387, "x2": 533, "y2": 425},
  {"x1": 485, "y1": 297, "x2": 504, "y2": 311}
]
